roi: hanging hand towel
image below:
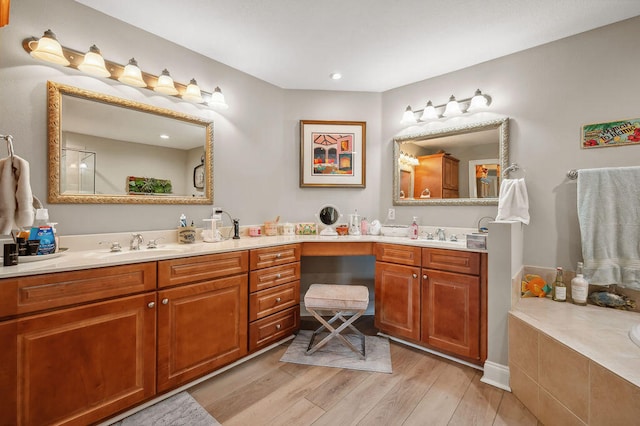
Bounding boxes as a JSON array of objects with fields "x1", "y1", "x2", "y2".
[
  {"x1": 0, "y1": 154, "x2": 34, "y2": 235},
  {"x1": 578, "y1": 166, "x2": 640, "y2": 290},
  {"x1": 495, "y1": 178, "x2": 530, "y2": 225}
]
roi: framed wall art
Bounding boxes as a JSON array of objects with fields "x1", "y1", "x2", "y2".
[
  {"x1": 300, "y1": 120, "x2": 366, "y2": 188},
  {"x1": 582, "y1": 118, "x2": 640, "y2": 149}
]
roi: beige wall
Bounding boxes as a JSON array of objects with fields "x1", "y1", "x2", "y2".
[{"x1": 1, "y1": 0, "x2": 639, "y2": 272}]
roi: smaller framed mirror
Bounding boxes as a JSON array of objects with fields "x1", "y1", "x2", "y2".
[{"x1": 316, "y1": 205, "x2": 342, "y2": 236}]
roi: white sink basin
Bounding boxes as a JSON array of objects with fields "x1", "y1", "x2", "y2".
[
  {"x1": 631, "y1": 323, "x2": 640, "y2": 348},
  {"x1": 83, "y1": 247, "x2": 188, "y2": 260}
]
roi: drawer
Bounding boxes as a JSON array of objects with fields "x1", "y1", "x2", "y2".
[
  {"x1": 249, "y1": 244, "x2": 300, "y2": 270},
  {"x1": 158, "y1": 251, "x2": 248, "y2": 288},
  {"x1": 249, "y1": 281, "x2": 299, "y2": 321},
  {"x1": 249, "y1": 306, "x2": 300, "y2": 351},
  {"x1": 0, "y1": 263, "x2": 156, "y2": 318},
  {"x1": 250, "y1": 262, "x2": 300, "y2": 292},
  {"x1": 422, "y1": 248, "x2": 480, "y2": 275},
  {"x1": 375, "y1": 243, "x2": 422, "y2": 266}
]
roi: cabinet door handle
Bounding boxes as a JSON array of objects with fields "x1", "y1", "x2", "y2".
[
  {"x1": 148, "y1": 302, "x2": 155, "y2": 308},
  {"x1": 275, "y1": 253, "x2": 282, "y2": 259},
  {"x1": 423, "y1": 274, "x2": 428, "y2": 280},
  {"x1": 276, "y1": 324, "x2": 281, "y2": 330},
  {"x1": 275, "y1": 273, "x2": 281, "y2": 279},
  {"x1": 412, "y1": 273, "x2": 418, "y2": 279},
  {"x1": 162, "y1": 298, "x2": 169, "y2": 305},
  {"x1": 275, "y1": 297, "x2": 281, "y2": 303}
]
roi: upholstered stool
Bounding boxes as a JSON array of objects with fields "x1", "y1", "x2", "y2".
[{"x1": 304, "y1": 284, "x2": 369, "y2": 359}]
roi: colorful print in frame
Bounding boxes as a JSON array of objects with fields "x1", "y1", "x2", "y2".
[
  {"x1": 582, "y1": 118, "x2": 640, "y2": 149},
  {"x1": 300, "y1": 120, "x2": 366, "y2": 187}
]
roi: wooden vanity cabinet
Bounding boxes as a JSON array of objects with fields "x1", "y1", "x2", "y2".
[
  {"x1": 374, "y1": 244, "x2": 421, "y2": 340},
  {"x1": 248, "y1": 244, "x2": 301, "y2": 351},
  {"x1": 421, "y1": 248, "x2": 485, "y2": 362},
  {"x1": 157, "y1": 251, "x2": 249, "y2": 392},
  {"x1": 0, "y1": 264, "x2": 157, "y2": 426}
]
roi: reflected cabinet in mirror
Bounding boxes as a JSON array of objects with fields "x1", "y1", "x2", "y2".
[
  {"x1": 47, "y1": 81, "x2": 214, "y2": 204},
  {"x1": 393, "y1": 117, "x2": 509, "y2": 206}
]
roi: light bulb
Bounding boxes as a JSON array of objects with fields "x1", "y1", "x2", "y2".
[
  {"x1": 118, "y1": 58, "x2": 146, "y2": 87},
  {"x1": 183, "y1": 78, "x2": 203, "y2": 103},
  {"x1": 154, "y1": 69, "x2": 178, "y2": 95},
  {"x1": 208, "y1": 86, "x2": 228, "y2": 109},
  {"x1": 420, "y1": 100, "x2": 439, "y2": 121},
  {"x1": 443, "y1": 95, "x2": 462, "y2": 117},
  {"x1": 468, "y1": 89, "x2": 490, "y2": 111},
  {"x1": 29, "y1": 29, "x2": 69, "y2": 66},
  {"x1": 400, "y1": 106, "x2": 417, "y2": 125}
]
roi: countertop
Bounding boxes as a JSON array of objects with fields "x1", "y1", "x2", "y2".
[
  {"x1": 0, "y1": 231, "x2": 485, "y2": 279},
  {"x1": 511, "y1": 297, "x2": 640, "y2": 388}
]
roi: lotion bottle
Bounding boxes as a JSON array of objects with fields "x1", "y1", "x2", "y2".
[
  {"x1": 409, "y1": 216, "x2": 419, "y2": 240},
  {"x1": 571, "y1": 262, "x2": 588, "y2": 306}
]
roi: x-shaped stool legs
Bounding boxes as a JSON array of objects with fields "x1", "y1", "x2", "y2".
[{"x1": 305, "y1": 309, "x2": 366, "y2": 359}]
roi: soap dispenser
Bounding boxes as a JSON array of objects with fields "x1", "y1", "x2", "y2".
[{"x1": 409, "y1": 216, "x2": 419, "y2": 240}]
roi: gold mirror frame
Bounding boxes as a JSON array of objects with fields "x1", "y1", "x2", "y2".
[
  {"x1": 392, "y1": 117, "x2": 509, "y2": 206},
  {"x1": 47, "y1": 81, "x2": 213, "y2": 204}
]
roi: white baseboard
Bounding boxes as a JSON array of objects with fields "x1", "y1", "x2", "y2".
[{"x1": 480, "y1": 361, "x2": 511, "y2": 391}]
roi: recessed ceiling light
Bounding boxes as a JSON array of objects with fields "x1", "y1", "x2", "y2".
[
  {"x1": 160, "y1": 134, "x2": 170, "y2": 139},
  {"x1": 330, "y1": 72, "x2": 342, "y2": 80}
]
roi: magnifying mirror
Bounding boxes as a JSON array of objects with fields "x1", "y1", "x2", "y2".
[{"x1": 317, "y1": 205, "x2": 342, "y2": 236}]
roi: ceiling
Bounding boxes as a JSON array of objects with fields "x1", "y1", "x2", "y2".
[{"x1": 74, "y1": 0, "x2": 640, "y2": 92}]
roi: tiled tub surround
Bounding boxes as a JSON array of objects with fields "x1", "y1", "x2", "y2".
[{"x1": 510, "y1": 299, "x2": 640, "y2": 425}]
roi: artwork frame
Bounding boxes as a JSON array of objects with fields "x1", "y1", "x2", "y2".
[
  {"x1": 581, "y1": 117, "x2": 640, "y2": 149},
  {"x1": 193, "y1": 164, "x2": 205, "y2": 189},
  {"x1": 300, "y1": 120, "x2": 366, "y2": 188}
]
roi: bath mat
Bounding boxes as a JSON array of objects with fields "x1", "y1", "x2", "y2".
[
  {"x1": 280, "y1": 330, "x2": 392, "y2": 373},
  {"x1": 110, "y1": 391, "x2": 220, "y2": 426}
]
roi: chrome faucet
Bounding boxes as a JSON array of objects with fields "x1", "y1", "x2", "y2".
[
  {"x1": 436, "y1": 228, "x2": 446, "y2": 241},
  {"x1": 130, "y1": 233, "x2": 144, "y2": 250}
]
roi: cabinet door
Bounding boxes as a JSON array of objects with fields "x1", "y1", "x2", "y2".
[
  {"x1": 9, "y1": 293, "x2": 156, "y2": 426},
  {"x1": 422, "y1": 269, "x2": 480, "y2": 360},
  {"x1": 157, "y1": 275, "x2": 248, "y2": 392},
  {"x1": 375, "y1": 262, "x2": 420, "y2": 340}
]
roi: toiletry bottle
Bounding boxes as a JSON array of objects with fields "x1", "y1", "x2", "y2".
[
  {"x1": 3, "y1": 243, "x2": 18, "y2": 266},
  {"x1": 410, "y1": 217, "x2": 419, "y2": 240},
  {"x1": 29, "y1": 208, "x2": 56, "y2": 255},
  {"x1": 179, "y1": 214, "x2": 187, "y2": 227},
  {"x1": 571, "y1": 262, "x2": 588, "y2": 306},
  {"x1": 552, "y1": 267, "x2": 566, "y2": 302},
  {"x1": 360, "y1": 217, "x2": 369, "y2": 235}
]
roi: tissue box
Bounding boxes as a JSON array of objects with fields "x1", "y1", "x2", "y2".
[
  {"x1": 466, "y1": 233, "x2": 487, "y2": 250},
  {"x1": 295, "y1": 223, "x2": 317, "y2": 235}
]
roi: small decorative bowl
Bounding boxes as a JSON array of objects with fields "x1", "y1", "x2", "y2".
[{"x1": 335, "y1": 225, "x2": 349, "y2": 236}]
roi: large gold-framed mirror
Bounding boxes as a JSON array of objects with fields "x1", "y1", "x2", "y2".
[
  {"x1": 393, "y1": 117, "x2": 509, "y2": 206},
  {"x1": 47, "y1": 81, "x2": 213, "y2": 204}
]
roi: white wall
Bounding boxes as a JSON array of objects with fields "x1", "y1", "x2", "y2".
[
  {"x1": 1, "y1": 0, "x2": 639, "y2": 271},
  {"x1": 381, "y1": 15, "x2": 640, "y2": 270}
]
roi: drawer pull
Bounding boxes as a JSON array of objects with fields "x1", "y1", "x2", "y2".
[
  {"x1": 162, "y1": 298, "x2": 169, "y2": 305},
  {"x1": 276, "y1": 324, "x2": 281, "y2": 330},
  {"x1": 148, "y1": 302, "x2": 155, "y2": 308},
  {"x1": 275, "y1": 297, "x2": 281, "y2": 303},
  {"x1": 275, "y1": 253, "x2": 282, "y2": 259},
  {"x1": 275, "y1": 273, "x2": 282, "y2": 279}
]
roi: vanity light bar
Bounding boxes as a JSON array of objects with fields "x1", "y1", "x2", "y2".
[
  {"x1": 22, "y1": 31, "x2": 228, "y2": 110},
  {"x1": 401, "y1": 89, "x2": 491, "y2": 125}
]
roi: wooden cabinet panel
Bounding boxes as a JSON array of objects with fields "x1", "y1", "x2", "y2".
[
  {"x1": 249, "y1": 306, "x2": 299, "y2": 351},
  {"x1": 0, "y1": 263, "x2": 156, "y2": 319},
  {"x1": 422, "y1": 269, "x2": 480, "y2": 360},
  {"x1": 0, "y1": 319, "x2": 17, "y2": 426},
  {"x1": 414, "y1": 153, "x2": 459, "y2": 199},
  {"x1": 249, "y1": 262, "x2": 300, "y2": 292},
  {"x1": 249, "y1": 281, "x2": 299, "y2": 321},
  {"x1": 301, "y1": 242, "x2": 374, "y2": 257},
  {"x1": 422, "y1": 248, "x2": 480, "y2": 275},
  {"x1": 158, "y1": 251, "x2": 248, "y2": 288},
  {"x1": 10, "y1": 293, "x2": 156, "y2": 426},
  {"x1": 157, "y1": 275, "x2": 248, "y2": 392},
  {"x1": 249, "y1": 244, "x2": 300, "y2": 270},
  {"x1": 374, "y1": 262, "x2": 420, "y2": 340},
  {"x1": 375, "y1": 243, "x2": 422, "y2": 267}
]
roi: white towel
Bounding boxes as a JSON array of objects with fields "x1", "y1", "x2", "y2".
[
  {"x1": 495, "y1": 178, "x2": 530, "y2": 225},
  {"x1": 578, "y1": 166, "x2": 640, "y2": 290},
  {"x1": 0, "y1": 155, "x2": 34, "y2": 235}
]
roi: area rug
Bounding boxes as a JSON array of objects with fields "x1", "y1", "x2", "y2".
[
  {"x1": 280, "y1": 330, "x2": 392, "y2": 373},
  {"x1": 110, "y1": 391, "x2": 220, "y2": 426}
]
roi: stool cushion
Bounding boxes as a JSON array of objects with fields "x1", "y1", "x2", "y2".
[{"x1": 304, "y1": 284, "x2": 369, "y2": 311}]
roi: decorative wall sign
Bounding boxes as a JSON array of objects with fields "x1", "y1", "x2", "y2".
[
  {"x1": 300, "y1": 120, "x2": 366, "y2": 187},
  {"x1": 582, "y1": 118, "x2": 640, "y2": 149}
]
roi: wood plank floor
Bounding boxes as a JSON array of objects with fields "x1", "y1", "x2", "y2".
[{"x1": 189, "y1": 317, "x2": 539, "y2": 425}]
